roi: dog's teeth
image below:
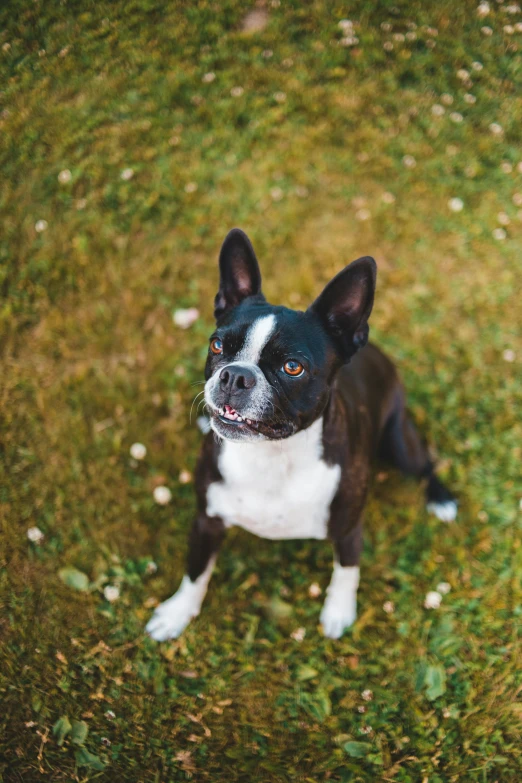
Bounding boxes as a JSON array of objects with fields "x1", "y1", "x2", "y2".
[{"x1": 236, "y1": 416, "x2": 243, "y2": 422}]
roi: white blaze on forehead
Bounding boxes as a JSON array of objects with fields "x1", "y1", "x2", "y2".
[{"x1": 236, "y1": 314, "x2": 276, "y2": 364}]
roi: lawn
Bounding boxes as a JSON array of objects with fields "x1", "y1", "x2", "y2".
[{"x1": 1, "y1": 0, "x2": 522, "y2": 780}]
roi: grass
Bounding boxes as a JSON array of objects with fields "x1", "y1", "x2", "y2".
[{"x1": 1, "y1": 0, "x2": 522, "y2": 780}]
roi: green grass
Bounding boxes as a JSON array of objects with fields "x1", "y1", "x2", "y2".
[{"x1": 1, "y1": 0, "x2": 522, "y2": 780}]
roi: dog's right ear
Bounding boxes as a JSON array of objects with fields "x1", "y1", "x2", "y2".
[{"x1": 214, "y1": 229, "x2": 263, "y2": 320}]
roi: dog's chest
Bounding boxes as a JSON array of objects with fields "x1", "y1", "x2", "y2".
[{"x1": 206, "y1": 418, "x2": 341, "y2": 540}]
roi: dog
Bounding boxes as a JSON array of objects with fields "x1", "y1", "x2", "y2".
[{"x1": 146, "y1": 228, "x2": 457, "y2": 641}]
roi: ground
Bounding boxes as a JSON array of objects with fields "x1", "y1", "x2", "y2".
[{"x1": 1, "y1": 1, "x2": 522, "y2": 781}]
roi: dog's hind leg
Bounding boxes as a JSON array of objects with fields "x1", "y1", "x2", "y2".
[{"x1": 379, "y1": 388, "x2": 457, "y2": 522}]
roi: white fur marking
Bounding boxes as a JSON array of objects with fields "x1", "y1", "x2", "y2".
[
  {"x1": 236, "y1": 314, "x2": 276, "y2": 364},
  {"x1": 206, "y1": 417, "x2": 341, "y2": 540},
  {"x1": 146, "y1": 557, "x2": 216, "y2": 640},
  {"x1": 427, "y1": 501, "x2": 457, "y2": 523},
  {"x1": 320, "y1": 563, "x2": 360, "y2": 639}
]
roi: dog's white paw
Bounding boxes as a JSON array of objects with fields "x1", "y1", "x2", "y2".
[
  {"x1": 146, "y1": 578, "x2": 201, "y2": 641},
  {"x1": 427, "y1": 500, "x2": 457, "y2": 523},
  {"x1": 320, "y1": 599, "x2": 357, "y2": 639}
]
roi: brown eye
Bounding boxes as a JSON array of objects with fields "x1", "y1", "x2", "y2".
[
  {"x1": 210, "y1": 338, "x2": 223, "y2": 355},
  {"x1": 283, "y1": 360, "x2": 304, "y2": 377}
]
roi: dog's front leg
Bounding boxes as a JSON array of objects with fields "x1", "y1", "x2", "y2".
[
  {"x1": 146, "y1": 513, "x2": 225, "y2": 641},
  {"x1": 321, "y1": 520, "x2": 363, "y2": 639}
]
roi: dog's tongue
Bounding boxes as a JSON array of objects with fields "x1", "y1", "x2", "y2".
[{"x1": 224, "y1": 404, "x2": 239, "y2": 421}]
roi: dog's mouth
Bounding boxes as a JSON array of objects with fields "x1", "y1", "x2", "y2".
[{"x1": 212, "y1": 404, "x2": 294, "y2": 439}]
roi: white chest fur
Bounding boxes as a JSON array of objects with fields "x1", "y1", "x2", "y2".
[{"x1": 206, "y1": 418, "x2": 341, "y2": 540}]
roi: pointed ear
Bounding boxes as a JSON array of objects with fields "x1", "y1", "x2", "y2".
[
  {"x1": 214, "y1": 229, "x2": 263, "y2": 319},
  {"x1": 309, "y1": 257, "x2": 377, "y2": 359}
]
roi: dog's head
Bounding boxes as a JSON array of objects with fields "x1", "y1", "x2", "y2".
[{"x1": 204, "y1": 229, "x2": 377, "y2": 442}]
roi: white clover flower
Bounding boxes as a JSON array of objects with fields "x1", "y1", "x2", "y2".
[
  {"x1": 432, "y1": 103, "x2": 445, "y2": 116},
  {"x1": 35, "y1": 220, "x2": 48, "y2": 232},
  {"x1": 340, "y1": 36, "x2": 359, "y2": 46},
  {"x1": 449, "y1": 197, "x2": 464, "y2": 212},
  {"x1": 383, "y1": 600, "x2": 395, "y2": 614},
  {"x1": 515, "y1": 22, "x2": 522, "y2": 32},
  {"x1": 355, "y1": 208, "x2": 371, "y2": 221},
  {"x1": 424, "y1": 590, "x2": 443, "y2": 609},
  {"x1": 506, "y1": 3, "x2": 521, "y2": 13},
  {"x1": 357, "y1": 705, "x2": 366, "y2": 713},
  {"x1": 270, "y1": 186, "x2": 284, "y2": 201},
  {"x1": 504, "y1": 24, "x2": 515, "y2": 33},
  {"x1": 393, "y1": 33, "x2": 405, "y2": 42},
  {"x1": 274, "y1": 91, "x2": 287, "y2": 102},
  {"x1": 501, "y1": 161, "x2": 513, "y2": 173},
  {"x1": 489, "y1": 122, "x2": 503, "y2": 135},
  {"x1": 492, "y1": 227, "x2": 507, "y2": 240},
  {"x1": 437, "y1": 582, "x2": 451, "y2": 595},
  {"x1": 103, "y1": 585, "x2": 120, "y2": 602},
  {"x1": 497, "y1": 211, "x2": 510, "y2": 225},
  {"x1": 402, "y1": 154, "x2": 416, "y2": 168},
  {"x1": 481, "y1": 25, "x2": 493, "y2": 35},
  {"x1": 464, "y1": 93, "x2": 477, "y2": 104},
  {"x1": 173, "y1": 307, "x2": 199, "y2": 328},
  {"x1": 406, "y1": 31, "x2": 417, "y2": 41},
  {"x1": 381, "y1": 22, "x2": 392, "y2": 32},
  {"x1": 308, "y1": 582, "x2": 322, "y2": 598},
  {"x1": 362, "y1": 689, "x2": 373, "y2": 701},
  {"x1": 27, "y1": 526, "x2": 44, "y2": 543},
  {"x1": 58, "y1": 169, "x2": 72, "y2": 184},
  {"x1": 76, "y1": 198, "x2": 87, "y2": 210},
  {"x1": 230, "y1": 86, "x2": 244, "y2": 97},
  {"x1": 512, "y1": 192, "x2": 522, "y2": 206},
  {"x1": 450, "y1": 112, "x2": 463, "y2": 123},
  {"x1": 179, "y1": 469, "x2": 192, "y2": 484},
  {"x1": 441, "y1": 93, "x2": 454, "y2": 105},
  {"x1": 130, "y1": 443, "x2": 147, "y2": 460},
  {"x1": 472, "y1": 61, "x2": 483, "y2": 70},
  {"x1": 184, "y1": 181, "x2": 198, "y2": 193},
  {"x1": 426, "y1": 39, "x2": 437, "y2": 48},
  {"x1": 146, "y1": 561, "x2": 158, "y2": 574},
  {"x1": 443, "y1": 707, "x2": 451, "y2": 718},
  {"x1": 338, "y1": 19, "x2": 353, "y2": 30},
  {"x1": 291, "y1": 627, "x2": 306, "y2": 642},
  {"x1": 477, "y1": 2, "x2": 491, "y2": 17},
  {"x1": 262, "y1": 49, "x2": 273, "y2": 58},
  {"x1": 153, "y1": 485, "x2": 172, "y2": 505},
  {"x1": 202, "y1": 72, "x2": 215, "y2": 83},
  {"x1": 360, "y1": 725, "x2": 372, "y2": 734},
  {"x1": 105, "y1": 710, "x2": 116, "y2": 720},
  {"x1": 457, "y1": 68, "x2": 470, "y2": 80},
  {"x1": 383, "y1": 41, "x2": 394, "y2": 51},
  {"x1": 120, "y1": 168, "x2": 134, "y2": 181}
]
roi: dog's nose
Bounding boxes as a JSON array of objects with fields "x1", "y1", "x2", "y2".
[{"x1": 219, "y1": 364, "x2": 257, "y2": 393}]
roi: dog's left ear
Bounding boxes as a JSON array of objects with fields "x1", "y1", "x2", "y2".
[
  {"x1": 309, "y1": 257, "x2": 377, "y2": 359},
  {"x1": 214, "y1": 229, "x2": 264, "y2": 320}
]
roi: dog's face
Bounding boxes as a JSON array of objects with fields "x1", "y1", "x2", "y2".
[{"x1": 204, "y1": 229, "x2": 377, "y2": 442}]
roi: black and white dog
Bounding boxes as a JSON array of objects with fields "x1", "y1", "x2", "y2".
[{"x1": 146, "y1": 229, "x2": 456, "y2": 641}]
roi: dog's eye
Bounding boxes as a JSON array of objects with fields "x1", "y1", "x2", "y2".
[
  {"x1": 282, "y1": 360, "x2": 304, "y2": 377},
  {"x1": 210, "y1": 338, "x2": 223, "y2": 355}
]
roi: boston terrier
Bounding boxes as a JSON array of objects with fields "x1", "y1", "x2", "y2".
[{"x1": 146, "y1": 228, "x2": 457, "y2": 641}]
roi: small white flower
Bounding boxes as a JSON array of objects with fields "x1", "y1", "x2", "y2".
[
  {"x1": 153, "y1": 485, "x2": 172, "y2": 505},
  {"x1": 130, "y1": 442, "x2": 147, "y2": 460},
  {"x1": 58, "y1": 169, "x2": 72, "y2": 184},
  {"x1": 291, "y1": 627, "x2": 306, "y2": 642},
  {"x1": 105, "y1": 710, "x2": 116, "y2": 720},
  {"x1": 383, "y1": 600, "x2": 395, "y2": 614},
  {"x1": 516, "y1": 22, "x2": 522, "y2": 32},
  {"x1": 426, "y1": 27, "x2": 438, "y2": 36},
  {"x1": 457, "y1": 68, "x2": 470, "y2": 80},
  {"x1": 270, "y1": 186, "x2": 284, "y2": 201},
  {"x1": 504, "y1": 24, "x2": 515, "y2": 33},
  {"x1": 481, "y1": 25, "x2": 493, "y2": 35},
  {"x1": 503, "y1": 348, "x2": 516, "y2": 362},
  {"x1": 424, "y1": 590, "x2": 443, "y2": 609},
  {"x1": 402, "y1": 154, "x2": 416, "y2": 168},
  {"x1": 362, "y1": 689, "x2": 373, "y2": 701},
  {"x1": 338, "y1": 19, "x2": 353, "y2": 30},
  {"x1": 381, "y1": 22, "x2": 392, "y2": 32},
  {"x1": 340, "y1": 36, "x2": 359, "y2": 46},
  {"x1": 407, "y1": 22, "x2": 417, "y2": 30},
  {"x1": 393, "y1": 33, "x2": 405, "y2": 42},
  {"x1": 506, "y1": 4, "x2": 521, "y2": 13},
  {"x1": 202, "y1": 72, "x2": 215, "y2": 83},
  {"x1": 120, "y1": 168, "x2": 134, "y2": 181},
  {"x1": 173, "y1": 307, "x2": 199, "y2": 328},
  {"x1": 449, "y1": 197, "x2": 464, "y2": 212},
  {"x1": 443, "y1": 707, "x2": 451, "y2": 718},
  {"x1": 357, "y1": 705, "x2": 366, "y2": 713},
  {"x1": 230, "y1": 86, "x2": 244, "y2": 97},
  {"x1": 184, "y1": 181, "x2": 198, "y2": 193},
  {"x1": 450, "y1": 111, "x2": 463, "y2": 123},
  {"x1": 27, "y1": 526, "x2": 44, "y2": 543},
  {"x1": 512, "y1": 192, "x2": 522, "y2": 206},
  {"x1": 360, "y1": 724, "x2": 372, "y2": 734},
  {"x1": 103, "y1": 585, "x2": 120, "y2": 602},
  {"x1": 383, "y1": 41, "x2": 394, "y2": 51},
  {"x1": 489, "y1": 122, "x2": 503, "y2": 135},
  {"x1": 477, "y1": 2, "x2": 490, "y2": 17},
  {"x1": 492, "y1": 227, "x2": 507, "y2": 240},
  {"x1": 35, "y1": 220, "x2": 48, "y2": 232},
  {"x1": 437, "y1": 582, "x2": 451, "y2": 595},
  {"x1": 76, "y1": 198, "x2": 87, "y2": 210},
  {"x1": 472, "y1": 61, "x2": 483, "y2": 71},
  {"x1": 146, "y1": 561, "x2": 158, "y2": 574},
  {"x1": 381, "y1": 192, "x2": 396, "y2": 204},
  {"x1": 406, "y1": 31, "x2": 417, "y2": 41},
  {"x1": 274, "y1": 91, "x2": 287, "y2": 102},
  {"x1": 432, "y1": 104, "x2": 445, "y2": 116},
  {"x1": 308, "y1": 583, "x2": 322, "y2": 598},
  {"x1": 497, "y1": 211, "x2": 510, "y2": 225},
  {"x1": 355, "y1": 208, "x2": 371, "y2": 221},
  {"x1": 441, "y1": 93, "x2": 454, "y2": 105},
  {"x1": 464, "y1": 93, "x2": 477, "y2": 104},
  {"x1": 179, "y1": 469, "x2": 192, "y2": 484},
  {"x1": 262, "y1": 49, "x2": 273, "y2": 58},
  {"x1": 501, "y1": 161, "x2": 513, "y2": 173}
]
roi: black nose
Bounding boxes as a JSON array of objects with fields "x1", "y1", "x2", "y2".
[{"x1": 219, "y1": 364, "x2": 257, "y2": 394}]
